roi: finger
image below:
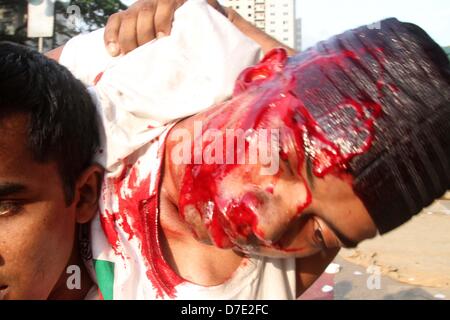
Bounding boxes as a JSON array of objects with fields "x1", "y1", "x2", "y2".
[
  {"x1": 154, "y1": 0, "x2": 176, "y2": 36},
  {"x1": 117, "y1": 10, "x2": 139, "y2": 54},
  {"x1": 136, "y1": 2, "x2": 156, "y2": 46},
  {"x1": 104, "y1": 13, "x2": 121, "y2": 56},
  {"x1": 207, "y1": 0, "x2": 227, "y2": 16},
  {"x1": 224, "y1": 7, "x2": 239, "y2": 23}
]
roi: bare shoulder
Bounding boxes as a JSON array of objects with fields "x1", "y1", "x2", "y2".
[{"x1": 45, "y1": 46, "x2": 64, "y2": 62}]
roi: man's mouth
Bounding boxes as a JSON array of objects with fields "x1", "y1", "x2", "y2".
[{"x1": 0, "y1": 285, "x2": 8, "y2": 300}]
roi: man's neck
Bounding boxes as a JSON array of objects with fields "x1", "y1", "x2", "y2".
[
  {"x1": 47, "y1": 227, "x2": 94, "y2": 300},
  {"x1": 159, "y1": 113, "x2": 246, "y2": 287}
]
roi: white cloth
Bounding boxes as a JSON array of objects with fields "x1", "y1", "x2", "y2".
[
  {"x1": 88, "y1": 126, "x2": 297, "y2": 300},
  {"x1": 60, "y1": 0, "x2": 261, "y2": 175},
  {"x1": 61, "y1": 0, "x2": 297, "y2": 300}
]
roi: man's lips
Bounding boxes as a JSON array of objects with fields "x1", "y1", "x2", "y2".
[{"x1": 0, "y1": 285, "x2": 8, "y2": 300}]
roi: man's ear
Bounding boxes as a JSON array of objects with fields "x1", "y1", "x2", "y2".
[
  {"x1": 73, "y1": 164, "x2": 104, "y2": 224},
  {"x1": 233, "y1": 48, "x2": 288, "y2": 95}
]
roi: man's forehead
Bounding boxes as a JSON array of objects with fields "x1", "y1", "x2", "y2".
[
  {"x1": 0, "y1": 112, "x2": 56, "y2": 185},
  {"x1": 0, "y1": 112, "x2": 29, "y2": 139},
  {"x1": 0, "y1": 113, "x2": 30, "y2": 159}
]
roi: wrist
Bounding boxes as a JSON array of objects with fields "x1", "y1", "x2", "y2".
[{"x1": 224, "y1": 7, "x2": 240, "y2": 24}]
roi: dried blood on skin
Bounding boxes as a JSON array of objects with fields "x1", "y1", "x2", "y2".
[
  {"x1": 225, "y1": 192, "x2": 261, "y2": 239},
  {"x1": 180, "y1": 47, "x2": 390, "y2": 252},
  {"x1": 93, "y1": 72, "x2": 104, "y2": 85}
]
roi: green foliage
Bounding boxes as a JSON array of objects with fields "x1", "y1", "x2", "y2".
[
  {"x1": 0, "y1": 0, "x2": 127, "y2": 48},
  {"x1": 57, "y1": 0, "x2": 127, "y2": 33}
]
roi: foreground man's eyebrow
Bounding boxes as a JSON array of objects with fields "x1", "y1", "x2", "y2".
[{"x1": 0, "y1": 183, "x2": 28, "y2": 198}]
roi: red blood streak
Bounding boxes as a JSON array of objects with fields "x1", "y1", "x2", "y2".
[
  {"x1": 225, "y1": 192, "x2": 260, "y2": 239},
  {"x1": 100, "y1": 209, "x2": 120, "y2": 255},
  {"x1": 93, "y1": 72, "x2": 104, "y2": 86},
  {"x1": 99, "y1": 150, "x2": 184, "y2": 298},
  {"x1": 265, "y1": 186, "x2": 274, "y2": 194}
]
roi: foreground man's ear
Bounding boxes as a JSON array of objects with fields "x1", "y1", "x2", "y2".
[{"x1": 74, "y1": 164, "x2": 104, "y2": 224}]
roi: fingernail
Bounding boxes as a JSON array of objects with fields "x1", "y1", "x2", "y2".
[
  {"x1": 156, "y1": 32, "x2": 166, "y2": 39},
  {"x1": 107, "y1": 42, "x2": 119, "y2": 55}
]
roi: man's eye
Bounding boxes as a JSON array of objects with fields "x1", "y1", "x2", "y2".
[
  {"x1": 313, "y1": 220, "x2": 327, "y2": 250},
  {"x1": 0, "y1": 201, "x2": 22, "y2": 217}
]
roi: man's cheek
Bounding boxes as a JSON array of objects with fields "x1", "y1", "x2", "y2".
[
  {"x1": 9, "y1": 210, "x2": 72, "y2": 298},
  {"x1": 247, "y1": 179, "x2": 311, "y2": 245},
  {"x1": 18, "y1": 232, "x2": 66, "y2": 299},
  {"x1": 0, "y1": 238, "x2": 45, "y2": 299}
]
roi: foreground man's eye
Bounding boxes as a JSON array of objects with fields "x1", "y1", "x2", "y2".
[
  {"x1": 312, "y1": 219, "x2": 327, "y2": 250},
  {"x1": 0, "y1": 201, "x2": 22, "y2": 217}
]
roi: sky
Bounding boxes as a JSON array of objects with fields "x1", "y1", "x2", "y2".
[
  {"x1": 122, "y1": 0, "x2": 450, "y2": 49},
  {"x1": 296, "y1": 0, "x2": 450, "y2": 49}
]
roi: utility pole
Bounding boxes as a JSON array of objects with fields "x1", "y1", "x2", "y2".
[{"x1": 27, "y1": 0, "x2": 55, "y2": 53}]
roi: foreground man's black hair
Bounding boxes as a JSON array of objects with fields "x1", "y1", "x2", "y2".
[{"x1": 0, "y1": 42, "x2": 100, "y2": 204}]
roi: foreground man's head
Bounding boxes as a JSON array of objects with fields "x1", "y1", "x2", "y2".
[
  {"x1": 177, "y1": 18, "x2": 450, "y2": 257},
  {"x1": 0, "y1": 42, "x2": 102, "y2": 299}
]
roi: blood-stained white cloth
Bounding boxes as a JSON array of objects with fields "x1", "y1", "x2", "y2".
[
  {"x1": 87, "y1": 129, "x2": 297, "y2": 300},
  {"x1": 60, "y1": 0, "x2": 261, "y2": 175},
  {"x1": 60, "y1": 0, "x2": 297, "y2": 300}
]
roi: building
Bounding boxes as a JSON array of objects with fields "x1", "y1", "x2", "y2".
[
  {"x1": 295, "y1": 17, "x2": 302, "y2": 51},
  {"x1": 443, "y1": 46, "x2": 450, "y2": 61},
  {"x1": 222, "y1": 0, "x2": 298, "y2": 49}
]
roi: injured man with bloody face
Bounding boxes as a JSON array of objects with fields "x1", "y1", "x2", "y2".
[
  {"x1": 53, "y1": 2, "x2": 449, "y2": 299},
  {"x1": 19, "y1": 0, "x2": 444, "y2": 300},
  {"x1": 173, "y1": 28, "x2": 450, "y2": 256},
  {"x1": 7, "y1": 0, "x2": 450, "y2": 301}
]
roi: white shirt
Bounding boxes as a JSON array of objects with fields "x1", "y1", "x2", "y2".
[{"x1": 61, "y1": 0, "x2": 296, "y2": 300}]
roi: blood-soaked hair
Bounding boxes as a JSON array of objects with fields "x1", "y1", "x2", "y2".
[{"x1": 286, "y1": 18, "x2": 450, "y2": 233}]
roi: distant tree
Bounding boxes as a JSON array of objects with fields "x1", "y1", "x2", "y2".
[
  {"x1": 55, "y1": 0, "x2": 127, "y2": 40},
  {"x1": 0, "y1": 0, "x2": 127, "y2": 49},
  {"x1": 0, "y1": 0, "x2": 28, "y2": 44}
]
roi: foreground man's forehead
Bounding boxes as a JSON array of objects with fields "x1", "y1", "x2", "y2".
[
  {"x1": 0, "y1": 183, "x2": 28, "y2": 198},
  {"x1": 0, "y1": 114, "x2": 34, "y2": 174}
]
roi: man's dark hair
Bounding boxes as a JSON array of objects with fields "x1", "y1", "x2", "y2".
[
  {"x1": 0, "y1": 42, "x2": 100, "y2": 204},
  {"x1": 286, "y1": 18, "x2": 450, "y2": 234}
]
